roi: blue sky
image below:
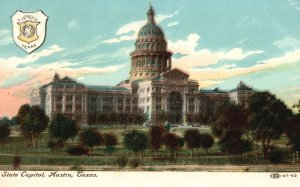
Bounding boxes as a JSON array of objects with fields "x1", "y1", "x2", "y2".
[{"x1": 0, "y1": 0, "x2": 300, "y2": 117}]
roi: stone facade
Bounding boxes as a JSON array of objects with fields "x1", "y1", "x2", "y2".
[{"x1": 30, "y1": 6, "x2": 257, "y2": 126}]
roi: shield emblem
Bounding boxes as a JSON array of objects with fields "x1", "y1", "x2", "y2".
[{"x1": 11, "y1": 11, "x2": 48, "y2": 54}]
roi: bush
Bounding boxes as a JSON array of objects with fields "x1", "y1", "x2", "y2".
[
  {"x1": 47, "y1": 140, "x2": 56, "y2": 152},
  {"x1": 268, "y1": 151, "x2": 283, "y2": 164},
  {"x1": 67, "y1": 146, "x2": 90, "y2": 156},
  {"x1": 104, "y1": 146, "x2": 115, "y2": 154},
  {"x1": 115, "y1": 156, "x2": 128, "y2": 168},
  {"x1": 69, "y1": 164, "x2": 82, "y2": 171},
  {"x1": 129, "y1": 157, "x2": 141, "y2": 168},
  {"x1": 47, "y1": 139, "x2": 64, "y2": 152}
]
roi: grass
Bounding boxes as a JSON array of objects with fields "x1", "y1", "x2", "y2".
[{"x1": 0, "y1": 126, "x2": 296, "y2": 167}]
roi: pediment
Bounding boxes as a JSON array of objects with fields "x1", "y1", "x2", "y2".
[{"x1": 162, "y1": 68, "x2": 189, "y2": 78}]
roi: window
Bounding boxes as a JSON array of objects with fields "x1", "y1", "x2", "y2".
[
  {"x1": 156, "y1": 105, "x2": 161, "y2": 111},
  {"x1": 76, "y1": 104, "x2": 81, "y2": 111},
  {"x1": 66, "y1": 104, "x2": 72, "y2": 112},
  {"x1": 56, "y1": 104, "x2": 62, "y2": 111},
  {"x1": 118, "y1": 106, "x2": 123, "y2": 112},
  {"x1": 156, "y1": 97, "x2": 161, "y2": 103},
  {"x1": 56, "y1": 95, "x2": 62, "y2": 102},
  {"x1": 132, "y1": 98, "x2": 138, "y2": 104},
  {"x1": 66, "y1": 95, "x2": 73, "y2": 102},
  {"x1": 76, "y1": 95, "x2": 82, "y2": 102}
]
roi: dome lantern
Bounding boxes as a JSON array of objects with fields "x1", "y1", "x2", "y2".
[{"x1": 147, "y1": 5, "x2": 155, "y2": 23}]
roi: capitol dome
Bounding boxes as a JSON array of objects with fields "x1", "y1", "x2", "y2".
[
  {"x1": 129, "y1": 5, "x2": 172, "y2": 81},
  {"x1": 138, "y1": 22, "x2": 164, "y2": 37}
]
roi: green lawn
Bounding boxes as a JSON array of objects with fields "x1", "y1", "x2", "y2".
[{"x1": 0, "y1": 126, "x2": 296, "y2": 167}]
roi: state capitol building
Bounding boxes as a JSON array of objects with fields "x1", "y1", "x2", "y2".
[{"x1": 30, "y1": 6, "x2": 257, "y2": 125}]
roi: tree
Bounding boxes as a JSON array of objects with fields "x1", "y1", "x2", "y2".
[
  {"x1": 164, "y1": 133, "x2": 180, "y2": 159},
  {"x1": 123, "y1": 130, "x2": 148, "y2": 165},
  {"x1": 248, "y1": 92, "x2": 293, "y2": 159},
  {"x1": 103, "y1": 133, "x2": 118, "y2": 154},
  {"x1": 211, "y1": 104, "x2": 250, "y2": 155},
  {"x1": 149, "y1": 125, "x2": 166, "y2": 155},
  {"x1": 285, "y1": 114, "x2": 300, "y2": 162},
  {"x1": 293, "y1": 100, "x2": 300, "y2": 113},
  {"x1": 156, "y1": 110, "x2": 168, "y2": 125},
  {"x1": 79, "y1": 129, "x2": 104, "y2": 156},
  {"x1": 198, "y1": 95, "x2": 229, "y2": 124},
  {"x1": 218, "y1": 130, "x2": 249, "y2": 155},
  {"x1": 49, "y1": 113, "x2": 79, "y2": 144},
  {"x1": 10, "y1": 116, "x2": 17, "y2": 126},
  {"x1": 16, "y1": 104, "x2": 49, "y2": 148},
  {"x1": 0, "y1": 117, "x2": 10, "y2": 126},
  {"x1": 268, "y1": 148, "x2": 283, "y2": 165},
  {"x1": 0, "y1": 124, "x2": 11, "y2": 147},
  {"x1": 201, "y1": 133, "x2": 214, "y2": 155},
  {"x1": 184, "y1": 129, "x2": 202, "y2": 157}
]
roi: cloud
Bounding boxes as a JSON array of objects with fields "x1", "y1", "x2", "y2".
[
  {"x1": 166, "y1": 33, "x2": 299, "y2": 88},
  {"x1": 200, "y1": 80, "x2": 224, "y2": 88},
  {"x1": 235, "y1": 17, "x2": 261, "y2": 28},
  {"x1": 280, "y1": 86, "x2": 300, "y2": 92},
  {"x1": 0, "y1": 46, "x2": 126, "y2": 117},
  {"x1": 103, "y1": 10, "x2": 179, "y2": 44},
  {"x1": 68, "y1": 19, "x2": 80, "y2": 29},
  {"x1": 190, "y1": 49, "x2": 300, "y2": 85},
  {"x1": 0, "y1": 29, "x2": 13, "y2": 46},
  {"x1": 273, "y1": 37, "x2": 300, "y2": 49},
  {"x1": 292, "y1": 94, "x2": 300, "y2": 98},
  {"x1": 0, "y1": 44, "x2": 64, "y2": 84},
  {"x1": 288, "y1": 0, "x2": 300, "y2": 11},
  {"x1": 0, "y1": 45, "x2": 65, "y2": 116},
  {"x1": 167, "y1": 21, "x2": 179, "y2": 27},
  {"x1": 0, "y1": 73, "x2": 30, "y2": 88},
  {"x1": 0, "y1": 43, "x2": 127, "y2": 98},
  {"x1": 289, "y1": 75, "x2": 300, "y2": 80},
  {"x1": 168, "y1": 33, "x2": 199, "y2": 54},
  {"x1": 170, "y1": 33, "x2": 263, "y2": 73}
]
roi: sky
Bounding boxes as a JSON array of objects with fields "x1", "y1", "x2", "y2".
[{"x1": 0, "y1": 0, "x2": 300, "y2": 117}]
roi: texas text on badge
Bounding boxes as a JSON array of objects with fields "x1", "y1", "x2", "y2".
[{"x1": 11, "y1": 10, "x2": 48, "y2": 54}]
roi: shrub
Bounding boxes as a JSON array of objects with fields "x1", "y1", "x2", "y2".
[
  {"x1": 47, "y1": 140, "x2": 56, "y2": 152},
  {"x1": 129, "y1": 157, "x2": 141, "y2": 168},
  {"x1": 268, "y1": 150, "x2": 283, "y2": 164},
  {"x1": 67, "y1": 146, "x2": 90, "y2": 156},
  {"x1": 104, "y1": 146, "x2": 115, "y2": 154},
  {"x1": 115, "y1": 156, "x2": 128, "y2": 168},
  {"x1": 69, "y1": 164, "x2": 82, "y2": 171},
  {"x1": 47, "y1": 139, "x2": 64, "y2": 152},
  {"x1": 0, "y1": 124, "x2": 11, "y2": 146}
]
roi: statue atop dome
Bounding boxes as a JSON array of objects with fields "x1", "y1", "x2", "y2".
[{"x1": 147, "y1": 5, "x2": 155, "y2": 23}]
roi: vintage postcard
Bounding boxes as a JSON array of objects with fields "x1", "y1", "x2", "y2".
[{"x1": 0, "y1": 0, "x2": 300, "y2": 186}]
